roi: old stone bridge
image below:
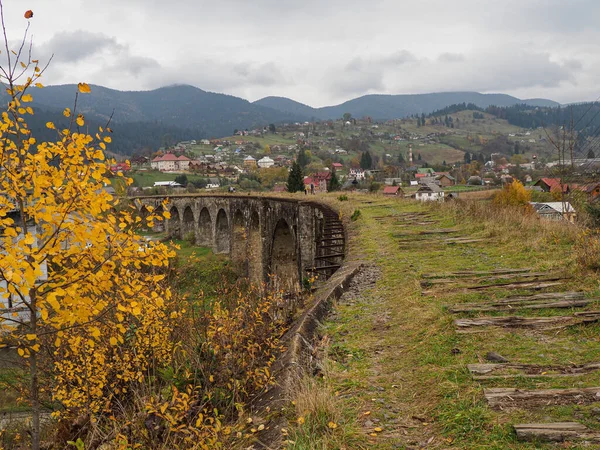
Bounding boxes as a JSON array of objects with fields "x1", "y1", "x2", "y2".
[{"x1": 133, "y1": 195, "x2": 345, "y2": 291}]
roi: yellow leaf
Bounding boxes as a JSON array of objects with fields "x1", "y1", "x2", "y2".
[
  {"x1": 17, "y1": 348, "x2": 24, "y2": 357},
  {"x1": 132, "y1": 306, "x2": 141, "y2": 316},
  {"x1": 104, "y1": 136, "x2": 112, "y2": 143},
  {"x1": 46, "y1": 121, "x2": 55, "y2": 129},
  {"x1": 31, "y1": 344, "x2": 40, "y2": 352},
  {"x1": 78, "y1": 82, "x2": 91, "y2": 93},
  {"x1": 257, "y1": 424, "x2": 265, "y2": 431},
  {"x1": 26, "y1": 334, "x2": 36, "y2": 341},
  {"x1": 76, "y1": 114, "x2": 84, "y2": 127},
  {"x1": 374, "y1": 427, "x2": 383, "y2": 432},
  {"x1": 109, "y1": 337, "x2": 117, "y2": 346},
  {"x1": 63, "y1": 108, "x2": 71, "y2": 118},
  {"x1": 363, "y1": 411, "x2": 371, "y2": 415},
  {"x1": 327, "y1": 421, "x2": 338, "y2": 429},
  {"x1": 209, "y1": 375, "x2": 214, "y2": 382},
  {"x1": 35, "y1": 82, "x2": 44, "y2": 88},
  {"x1": 297, "y1": 417, "x2": 305, "y2": 425},
  {"x1": 21, "y1": 94, "x2": 33, "y2": 103}
]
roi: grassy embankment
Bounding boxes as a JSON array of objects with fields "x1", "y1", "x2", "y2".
[{"x1": 285, "y1": 192, "x2": 600, "y2": 449}]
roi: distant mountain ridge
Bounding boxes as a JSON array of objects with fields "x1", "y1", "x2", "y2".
[
  {"x1": 17, "y1": 84, "x2": 562, "y2": 154},
  {"x1": 254, "y1": 92, "x2": 560, "y2": 121}
]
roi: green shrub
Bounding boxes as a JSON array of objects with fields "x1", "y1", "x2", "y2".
[
  {"x1": 350, "y1": 209, "x2": 361, "y2": 221},
  {"x1": 183, "y1": 231, "x2": 196, "y2": 244},
  {"x1": 337, "y1": 194, "x2": 348, "y2": 202}
]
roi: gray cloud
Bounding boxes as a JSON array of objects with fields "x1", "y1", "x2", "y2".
[
  {"x1": 8, "y1": 0, "x2": 600, "y2": 105},
  {"x1": 36, "y1": 31, "x2": 124, "y2": 63},
  {"x1": 438, "y1": 53, "x2": 465, "y2": 63}
]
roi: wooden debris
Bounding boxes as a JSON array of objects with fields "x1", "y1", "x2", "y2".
[
  {"x1": 423, "y1": 280, "x2": 564, "y2": 296},
  {"x1": 468, "y1": 361, "x2": 600, "y2": 380},
  {"x1": 454, "y1": 311, "x2": 600, "y2": 333},
  {"x1": 418, "y1": 228, "x2": 458, "y2": 235},
  {"x1": 422, "y1": 268, "x2": 532, "y2": 279},
  {"x1": 514, "y1": 423, "x2": 600, "y2": 443},
  {"x1": 424, "y1": 272, "x2": 560, "y2": 287},
  {"x1": 445, "y1": 238, "x2": 487, "y2": 244},
  {"x1": 485, "y1": 387, "x2": 600, "y2": 408},
  {"x1": 447, "y1": 295, "x2": 592, "y2": 314},
  {"x1": 464, "y1": 278, "x2": 566, "y2": 291}
]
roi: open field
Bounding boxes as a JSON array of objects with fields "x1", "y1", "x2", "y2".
[{"x1": 285, "y1": 192, "x2": 600, "y2": 448}]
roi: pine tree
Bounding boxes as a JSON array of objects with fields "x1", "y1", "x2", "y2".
[
  {"x1": 287, "y1": 162, "x2": 304, "y2": 193},
  {"x1": 297, "y1": 148, "x2": 310, "y2": 168},
  {"x1": 588, "y1": 149, "x2": 596, "y2": 159},
  {"x1": 418, "y1": 153, "x2": 422, "y2": 161},
  {"x1": 360, "y1": 151, "x2": 372, "y2": 169},
  {"x1": 328, "y1": 169, "x2": 341, "y2": 191}
]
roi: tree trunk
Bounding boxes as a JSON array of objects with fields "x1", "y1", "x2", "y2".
[{"x1": 30, "y1": 290, "x2": 40, "y2": 450}]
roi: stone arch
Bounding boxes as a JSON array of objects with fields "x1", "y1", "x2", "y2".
[
  {"x1": 152, "y1": 205, "x2": 165, "y2": 232},
  {"x1": 215, "y1": 208, "x2": 230, "y2": 254},
  {"x1": 270, "y1": 218, "x2": 299, "y2": 292},
  {"x1": 230, "y1": 209, "x2": 247, "y2": 275},
  {"x1": 167, "y1": 206, "x2": 181, "y2": 238},
  {"x1": 197, "y1": 207, "x2": 212, "y2": 247},
  {"x1": 182, "y1": 205, "x2": 195, "y2": 242},
  {"x1": 248, "y1": 210, "x2": 263, "y2": 286}
]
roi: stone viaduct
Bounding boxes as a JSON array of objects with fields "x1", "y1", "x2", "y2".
[{"x1": 133, "y1": 195, "x2": 345, "y2": 292}]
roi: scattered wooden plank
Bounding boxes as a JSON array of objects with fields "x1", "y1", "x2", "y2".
[
  {"x1": 424, "y1": 272, "x2": 559, "y2": 287},
  {"x1": 514, "y1": 422, "x2": 600, "y2": 443},
  {"x1": 447, "y1": 297, "x2": 593, "y2": 313},
  {"x1": 464, "y1": 278, "x2": 566, "y2": 291},
  {"x1": 455, "y1": 311, "x2": 600, "y2": 332},
  {"x1": 418, "y1": 228, "x2": 459, "y2": 235},
  {"x1": 423, "y1": 280, "x2": 565, "y2": 296},
  {"x1": 485, "y1": 387, "x2": 600, "y2": 409},
  {"x1": 468, "y1": 361, "x2": 600, "y2": 380},
  {"x1": 422, "y1": 268, "x2": 533, "y2": 279},
  {"x1": 445, "y1": 238, "x2": 487, "y2": 244}
]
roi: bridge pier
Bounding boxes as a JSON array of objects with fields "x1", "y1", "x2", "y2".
[{"x1": 134, "y1": 195, "x2": 343, "y2": 292}]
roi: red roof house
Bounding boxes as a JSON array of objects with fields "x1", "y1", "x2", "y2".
[
  {"x1": 383, "y1": 186, "x2": 403, "y2": 196},
  {"x1": 534, "y1": 178, "x2": 570, "y2": 193}
]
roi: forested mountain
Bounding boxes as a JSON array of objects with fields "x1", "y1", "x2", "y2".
[
  {"x1": 255, "y1": 92, "x2": 559, "y2": 120},
  {"x1": 10, "y1": 84, "x2": 565, "y2": 155}
]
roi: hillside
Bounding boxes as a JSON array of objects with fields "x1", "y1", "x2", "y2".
[
  {"x1": 22, "y1": 84, "x2": 308, "y2": 150},
  {"x1": 255, "y1": 92, "x2": 560, "y2": 121},
  {"x1": 16, "y1": 84, "x2": 566, "y2": 156}
]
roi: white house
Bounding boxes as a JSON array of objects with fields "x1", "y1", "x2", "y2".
[
  {"x1": 414, "y1": 183, "x2": 445, "y2": 202},
  {"x1": 153, "y1": 181, "x2": 182, "y2": 187},
  {"x1": 258, "y1": 156, "x2": 275, "y2": 168},
  {"x1": 350, "y1": 168, "x2": 366, "y2": 181},
  {"x1": 151, "y1": 154, "x2": 191, "y2": 172}
]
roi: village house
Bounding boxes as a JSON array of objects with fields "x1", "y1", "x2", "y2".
[
  {"x1": 581, "y1": 182, "x2": 600, "y2": 202},
  {"x1": 151, "y1": 154, "x2": 191, "y2": 172},
  {"x1": 414, "y1": 183, "x2": 445, "y2": 202},
  {"x1": 243, "y1": 155, "x2": 257, "y2": 169},
  {"x1": 332, "y1": 162, "x2": 344, "y2": 171},
  {"x1": 304, "y1": 172, "x2": 331, "y2": 193},
  {"x1": 350, "y1": 168, "x2": 366, "y2": 181},
  {"x1": 435, "y1": 173, "x2": 455, "y2": 187},
  {"x1": 383, "y1": 186, "x2": 403, "y2": 196},
  {"x1": 258, "y1": 156, "x2": 275, "y2": 168},
  {"x1": 530, "y1": 202, "x2": 577, "y2": 223},
  {"x1": 110, "y1": 162, "x2": 131, "y2": 174},
  {"x1": 534, "y1": 178, "x2": 570, "y2": 193}
]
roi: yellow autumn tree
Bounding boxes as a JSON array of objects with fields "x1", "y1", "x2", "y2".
[
  {"x1": 493, "y1": 180, "x2": 532, "y2": 207},
  {"x1": 0, "y1": 6, "x2": 175, "y2": 449}
]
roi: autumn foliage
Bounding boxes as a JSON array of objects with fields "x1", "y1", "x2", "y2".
[{"x1": 492, "y1": 180, "x2": 532, "y2": 207}]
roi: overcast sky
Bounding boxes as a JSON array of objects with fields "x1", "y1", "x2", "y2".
[{"x1": 4, "y1": 0, "x2": 600, "y2": 106}]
